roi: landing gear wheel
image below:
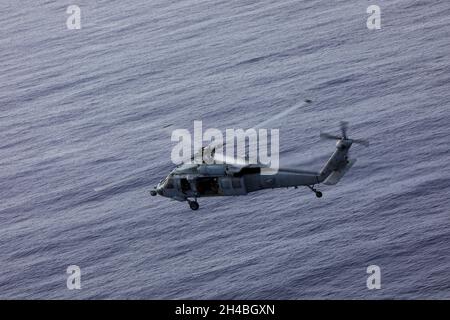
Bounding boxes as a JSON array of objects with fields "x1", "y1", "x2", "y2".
[
  {"x1": 307, "y1": 185, "x2": 323, "y2": 198},
  {"x1": 188, "y1": 200, "x2": 199, "y2": 211}
]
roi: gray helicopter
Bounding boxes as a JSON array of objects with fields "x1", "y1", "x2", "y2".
[{"x1": 150, "y1": 120, "x2": 368, "y2": 210}]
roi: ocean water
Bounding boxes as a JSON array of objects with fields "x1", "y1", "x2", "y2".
[{"x1": 1, "y1": 0, "x2": 449, "y2": 299}]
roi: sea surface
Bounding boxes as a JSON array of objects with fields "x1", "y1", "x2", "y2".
[{"x1": 1, "y1": 0, "x2": 449, "y2": 299}]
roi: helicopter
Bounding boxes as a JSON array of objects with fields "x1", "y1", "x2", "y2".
[{"x1": 150, "y1": 105, "x2": 368, "y2": 210}]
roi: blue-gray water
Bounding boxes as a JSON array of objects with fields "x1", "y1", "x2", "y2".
[{"x1": 1, "y1": 0, "x2": 449, "y2": 299}]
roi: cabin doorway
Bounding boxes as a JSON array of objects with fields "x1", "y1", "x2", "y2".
[
  {"x1": 195, "y1": 177, "x2": 220, "y2": 195},
  {"x1": 180, "y1": 178, "x2": 191, "y2": 194}
]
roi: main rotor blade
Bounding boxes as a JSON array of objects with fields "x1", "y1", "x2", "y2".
[
  {"x1": 340, "y1": 121, "x2": 349, "y2": 139},
  {"x1": 254, "y1": 99, "x2": 312, "y2": 130},
  {"x1": 213, "y1": 153, "x2": 248, "y2": 166},
  {"x1": 320, "y1": 132, "x2": 341, "y2": 140},
  {"x1": 277, "y1": 167, "x2": 319, "y2": 176},
  {"x1": 280, "y1": 153, "x2": 328, "y2": 168},
  {"x1": 192, "y1": 99, "x2": 313, "y2": 163},
  {"x1": 352, "y1": 139, "x2": 370, "y2": 147}
]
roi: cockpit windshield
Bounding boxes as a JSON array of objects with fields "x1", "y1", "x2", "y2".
[{"x1": 162, "y1": 176, "x2": 174, "y2": 189}]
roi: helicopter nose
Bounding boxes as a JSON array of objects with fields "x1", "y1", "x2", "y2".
[{"x1": 156, "y1": 186, "x2": 163, "y2": 196}]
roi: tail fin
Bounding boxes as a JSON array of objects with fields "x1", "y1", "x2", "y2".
[
  {"x1": 318, "y1": 139, "x2": 353, "y2": 185},
  {"x1": 322, "y1": 158, "x2": 356, "y2": 185}
]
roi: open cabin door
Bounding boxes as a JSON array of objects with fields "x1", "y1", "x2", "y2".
[
  {"x1": 180, "y1": 178, "x2": 192, "y2": 194},
  {"x1": 195, "y1": 177, "x2": 220, "y2": 196}
]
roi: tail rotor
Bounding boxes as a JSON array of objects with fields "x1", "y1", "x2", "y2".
[{"x1": 320, "y1": 121, "x2": 369, "y2": 147}]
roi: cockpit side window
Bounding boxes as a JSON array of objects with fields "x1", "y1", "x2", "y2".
[{"x1": 165, "y1": 178, "x2": 174, "y2": 189}]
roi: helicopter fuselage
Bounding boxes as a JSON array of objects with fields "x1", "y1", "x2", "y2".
[
  {"x1": 154, "y1": 163, "x2": 323, "y2": 202},
  {"x1": 150, "y1": 131, "x2": 365, "y2": 210}
]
